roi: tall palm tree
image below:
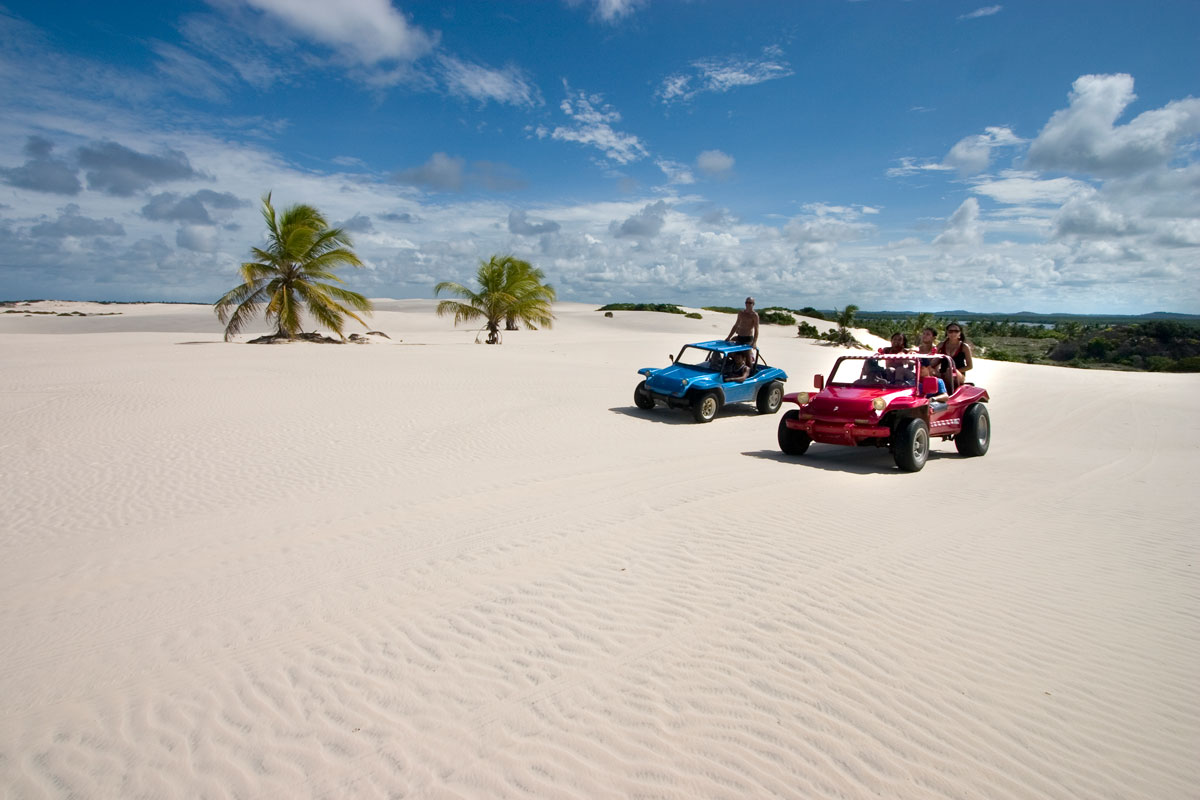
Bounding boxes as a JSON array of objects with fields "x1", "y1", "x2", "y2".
[
  {"x1": 836, "y1": 304, "x2": 859, "y2": 331},
  {"x1": 434, "y1": 255, "x2": 555, "y2": 344},
  {"x1": 214, "y1": 193, "x2": 373, "y2": 342}
]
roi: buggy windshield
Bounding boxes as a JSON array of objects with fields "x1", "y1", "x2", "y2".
[
  {"x1": 829, "y1": 355, "x2": 926, "y2": 388},
  {"x1": 674, "y1": 346, "x2": 726, "y2": 371}
]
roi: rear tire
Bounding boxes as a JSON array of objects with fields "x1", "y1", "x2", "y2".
[
  {"x1": 894, "y1": 417, "x2": 929, "y2": 472},
  {"x1": 756, "y1": 381, "x2": 784, "y2": 414},
  {"x1": 778, "y1": 410, "x2": 811, "y2": 455},
  {"x1": 955, "y1": 403, "x2": 990, "y2": 456},
  {"x1": 633, "y1": 380, "x2": 655, "y2": 410},
  {"x1": 691, "y1": 391, "x2": 720, "y2": 423}
]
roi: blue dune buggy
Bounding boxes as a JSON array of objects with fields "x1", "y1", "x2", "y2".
[{"x1": 634, "y1": 340, "x2": 789, "y2": 423}]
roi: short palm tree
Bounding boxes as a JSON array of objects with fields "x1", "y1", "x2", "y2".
[
  {"x1": 501, "y1": 257, "x2": 557, "y2": 331},
  {"x1": 214, "y1": 193, "x2": 373, "y2": 342},
  {"x1": 434, "y1": 255, "x2": 555, "y2": 344}
]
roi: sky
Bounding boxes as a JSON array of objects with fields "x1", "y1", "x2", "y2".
[{"x1": 1, "y1": 1, "x2": 1198, "y2": 314}]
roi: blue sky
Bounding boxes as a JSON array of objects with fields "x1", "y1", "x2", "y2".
[{"x1": 1, "y1": 1, "x2": 1198, "y2": 313}]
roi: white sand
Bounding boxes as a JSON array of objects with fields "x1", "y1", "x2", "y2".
[{"x1": 1, "y1": 301, "x2": 1197, "y2": 799}]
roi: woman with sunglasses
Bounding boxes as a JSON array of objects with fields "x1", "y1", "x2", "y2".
[{"x1": 939, "y1": 324, "x2": 974, "y2": 389}]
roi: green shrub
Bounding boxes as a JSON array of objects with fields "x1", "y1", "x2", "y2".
[
  {"x1": 759, "y1": 309, "x2": 796, "y2": 325},
  {"x1": 702, "y1": 306, "x2": 739, "y2": 314},
  {"x1": 1146, "y1": 355, "x2": 1176, "y2": 372},
  {"x1": 1169, "y1": 356, "x2": 1200, "y2": 372},
  {"x1": 597, "y1": 303, "x2": 686, "y2": 314},
  {"x1": 796, "y1": 321, "x2": 821, "y2": 339},
  {"x1": 685, "y1": 312, "x2": 702, "y2": 319},
  {"x1": 984, "y1": 348, "x2": 1016, "y2": 362}
]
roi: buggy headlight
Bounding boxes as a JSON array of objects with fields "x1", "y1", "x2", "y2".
[
  {"x1": 872, "y1": 397, "x2": 886, "y2": 411},
  {"x1": 680, "y1": 379, "x2": 689, "y2": 387},
  {"x1": 796, "y1": 392, "x2": 810, "y2": 405}
]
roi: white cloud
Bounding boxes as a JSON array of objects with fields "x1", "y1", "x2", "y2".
[
  {"x1": 237, "y1": 0, "x2": 437, "y2": 65},
  {"x1": 610, "y1": 200, "x2": 669, "y2": 239},
  {"x1": 390, "y1": 154, "x2": 526, "y2": 193},
  {"x1": 933, "y1": 197, "x2": 983, "y2": 247},
  {"x1": 696, "y1": 150, "x2": 734, "y2": 176},
  {"x1": 1053, "y1": 195, "x2": 1139, "y2": 239},
  {"x1": 535, "y1": 86, "x2": 648, "y2": 164},
  {"x1": 657, "y1": 46, "x2": 793, "y2": 104},
  {"x1": 437, "y1": 56, "x2": 541, "y2": 108},
  {"x1": 177, "y1": 224, "x2": 219, "y2": 252},
  {"x1": 784, "y1": 204, "x2": 875, "y2": 245},
  {"x1": 886, "y1": 157, "x2": 953, "y2": 178},
  {"x1": 959, "y1": 6, "x2": 1003, "y2": 21},
  {"x1": 656, "y1": 159, "x2": 695, "y2": 185},
  {"x1": 943, "y1": 126, "x2": 1023, "y2": 175},
  {"x1": 970, "y1": 171, "x2": 1091, "y2": 205},
  {"x1": 589, "y1": 0, "x2": 646, "y2": 24},
  {"x1": 393, "y1": 152, "x2": 466, "y2": 191},
  {"x1": 508, "y1": 209, "x2": 561, "y2": 236},
  {"x1": 1027, "y1": 73, "x2": 1200, "y2": 177}
]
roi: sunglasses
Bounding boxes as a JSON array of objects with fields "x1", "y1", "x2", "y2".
[{"x1": 947, "y1": 328, "x2": 961, "y2": 334}]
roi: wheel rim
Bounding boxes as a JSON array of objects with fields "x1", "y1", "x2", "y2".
[
  {"x1": 769, "y1": 386, "x2": 782, "y2": 407},
  {"x1": 913, "y1": 427, "x2": 928, "y2": 461},
  {"x1": 976, "y1": 414, "x2": 989, "y2": 446},
  {"x1": 701, "y1": 396, "x2": 717, "y2": 419}
]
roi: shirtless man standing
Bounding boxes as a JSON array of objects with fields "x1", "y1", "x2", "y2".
[{"x1": 725, "y1": 297, "x2": 759, "y2": 347}]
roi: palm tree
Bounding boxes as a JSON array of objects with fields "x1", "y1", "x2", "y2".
[
  {"x1": 822, "y1": 304, "x2": 862, "y2": 347},
  {"x1": 501, "y1": 257, "x2": 557, "y2": 331},
  {"x1": 214, "y1": 193, "x2": 373, "y2": 342},
  {"x1": 434, "y1": 255, "x2": 555, "y2": 344}
]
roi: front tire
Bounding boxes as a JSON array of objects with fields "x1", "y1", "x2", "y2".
[
  {"x1": 778, "y1": 410, "x2": 811, "y2": 455},
  {"x1": 756, "y1": 381, "x2": 784, "y2": 414},
  {"x1": 691, "y1": 391, "x2": 720, "y2": 423},
  {"x1": 633, "y1": 380, "x2": 655, "y2": 410},
  {"x1": 955, "y1": 403, "x2": 990, "y2": 456},
  {"x1": 894, "y1": 417, "x2": 929, "y2": 472}
]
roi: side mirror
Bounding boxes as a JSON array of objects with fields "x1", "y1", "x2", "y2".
[
  {"x1": 668, "y1": 354, "x2": 674, "y2": 363},
  {"x1": 921, "y1": 375, "x2": 939, "y2": 395},
  {"x1": 813, "y1": 374, "x2": 824, "y2": 391}
]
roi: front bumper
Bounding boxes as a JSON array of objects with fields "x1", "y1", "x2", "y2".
[
  {"x1": 645, "y1": 389, "x2": 693, "y2": 409},
  {"x1": 784, "y1": 415, "x2": 890, "y2": 445}
]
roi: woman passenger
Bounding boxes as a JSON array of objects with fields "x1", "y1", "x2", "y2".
[
  {"x1": 939, "y1": 324, "x2": 974, "y2": 389},
  {"x1": 882, "y1": 332, "x2": 909, "y2": 353}
]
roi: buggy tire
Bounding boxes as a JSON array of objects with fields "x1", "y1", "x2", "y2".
[
  {"x1": 894, "y1": 417, "x2": 929, "y2": 472},
  {"x1": 778, "y1": 410, "x2": 811, "y2": 455},
  {"x1": 633, "y1": 380, "x2": 655, "y2": 410},
  {"x1": 691, "y1": 391, "x2": 721, "y2": 423},
  {"x1": 955, "y1": 403, "x2": 990, "y2": 457},
  {"x1": 756, "y1": 381, "x2": 785, "y2": 414}
]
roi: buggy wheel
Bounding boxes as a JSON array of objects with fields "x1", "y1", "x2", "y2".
[
  {"x1": 691, "y1": 391, "x2": 720, "y2": 423},
  {"x1": 777, "y1": 410, "x2": 811, "y2": 455},
  {"x1": 633, "y1": 380, "x2": 655, "y2": 410},
  {"x1": 955, "y1": 403, "x2": 990, "y2": 456},
  {"x1": 756, "y1": 381, "x2": 784, "y2": 414},
  {"x1": 894, "y1": 417, "x2": 929, "y2": 472}
]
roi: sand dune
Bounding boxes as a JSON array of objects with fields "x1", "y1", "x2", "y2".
[{"x1": 1, "y1": 301, "x2": 1197, "y2": 798}]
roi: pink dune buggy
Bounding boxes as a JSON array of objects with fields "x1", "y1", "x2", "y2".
[{"x1": 777, "y1": 353, "x2": 990, "y2": 471}]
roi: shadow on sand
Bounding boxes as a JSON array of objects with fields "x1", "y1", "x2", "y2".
[
  {"x1": 609, "y1": 404, "x2": 766, "y2": 426},
  {"x1": 741, "y1": 447, "x2": 957, "y2": 475}
]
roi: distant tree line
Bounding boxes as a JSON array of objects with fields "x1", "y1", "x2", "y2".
[
  {"x1": 853, "y1": 313, "x2": 1200, "y2": 372},
  {"x1": 594, "y1": 301, "x2": 1200, "y2": 371}
]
